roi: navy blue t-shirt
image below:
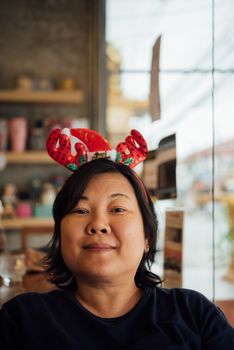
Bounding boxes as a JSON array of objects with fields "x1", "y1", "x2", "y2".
[{"x1": 0, "y1": 286, "x2": 233, "y2": 349}]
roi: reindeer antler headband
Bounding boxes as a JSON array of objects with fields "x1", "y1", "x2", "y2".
[{"x1": 46, "y1": 128, "x2": 148, "y2": 171}]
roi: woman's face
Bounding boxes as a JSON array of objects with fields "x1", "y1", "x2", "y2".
[{"x1": 60, "y1": 172, "x2": 147, "y2": 285}]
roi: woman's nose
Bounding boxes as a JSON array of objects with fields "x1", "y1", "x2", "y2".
[{"x1": 86, "y1": 217, "x2": 111, "y2": 235}]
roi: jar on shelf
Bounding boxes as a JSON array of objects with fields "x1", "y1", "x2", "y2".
[
  {"x1": 15, "y1": 192, "x2": 32, "y2": 218},
  {"x1": 41, "y1": 183, "x2": 56, "y2": 205}
]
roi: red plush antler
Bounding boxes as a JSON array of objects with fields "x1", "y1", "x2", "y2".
[
  {"x1": 115, "y1": 129, "x2": 148, "y2": 168},
  {"x1": 46, "y1": 128, "x2": 147, "y2": 171},
  {"x1": 46, "y1": 128, "x2": 88, "y2": 171},
  {"x1": 46, "y1": 128, "x2": 112, "y2": 171}
]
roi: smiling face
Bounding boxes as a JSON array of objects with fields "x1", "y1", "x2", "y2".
[{"x1": 60, "y1": 172, "x2": 147, "y2": 286}]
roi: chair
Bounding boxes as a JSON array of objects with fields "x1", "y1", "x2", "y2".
[{"x1": 216, "y1": 300, "x2": 234, "y2": 327}]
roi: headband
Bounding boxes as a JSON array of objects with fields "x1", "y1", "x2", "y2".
[{"x1": 46, "y1": 128, "x2": 148, "y2": 171}]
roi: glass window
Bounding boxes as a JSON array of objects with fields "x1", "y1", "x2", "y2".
[{"x1": 106, "y1": 0, "x2": 234, "y2": 304}]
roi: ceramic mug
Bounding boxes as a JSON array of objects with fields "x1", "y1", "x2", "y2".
[{"x1": 9, "y1": 117, "x2": 27, "y2": 152}]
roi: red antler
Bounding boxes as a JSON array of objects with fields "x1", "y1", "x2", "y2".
[
  {"x1": 46, "y1": 128, "x2": 147, "y2": 171},
  {"x1": 46, "y1": 128, "x2": 87, "y2": 171},
  {"x1": 115, "y1": 129, "x2": 148, "y2": 168}
]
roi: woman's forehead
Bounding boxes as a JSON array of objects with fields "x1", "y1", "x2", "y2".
[{"x1": 82, "y1": 172, "x2": 135, "y2": 196}]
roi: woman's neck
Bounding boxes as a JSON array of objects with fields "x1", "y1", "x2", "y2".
[{"x1": 75, "y1": 280, "x2": 143, "y2": 318}]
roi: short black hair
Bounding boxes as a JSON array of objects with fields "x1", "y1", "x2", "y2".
[{"x1": 44, "y1": 158, "x2": 162, "y2": 290}]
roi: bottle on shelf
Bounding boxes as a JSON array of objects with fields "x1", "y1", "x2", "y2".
[
  {"x1": 0, "y1": 119, "x2": 8, "y2": 151},
  {"x1": 30, "y1": 119, "x2": 46, "y2": 150}
]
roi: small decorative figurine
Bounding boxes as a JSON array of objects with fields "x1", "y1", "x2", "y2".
[{"x1": 1, "y1": 183, "x2": 18, "y2": 218}]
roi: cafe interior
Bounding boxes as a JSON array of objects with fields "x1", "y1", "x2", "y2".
[{"x1": 0, "y1": 0, "x2": 234, "y2": 326}]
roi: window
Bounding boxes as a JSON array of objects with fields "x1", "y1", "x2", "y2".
[{"x1": 106, "y1": 0, "x2": 234, "y2": 301}]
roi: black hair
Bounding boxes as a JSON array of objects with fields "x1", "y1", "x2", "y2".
[{"x1": 44, "y1": 158, "x2": 162, "y2": 290}]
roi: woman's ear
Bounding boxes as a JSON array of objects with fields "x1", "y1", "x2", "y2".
[{"x1": 144, "y1": 239, "x2": 149, "y2": 253}]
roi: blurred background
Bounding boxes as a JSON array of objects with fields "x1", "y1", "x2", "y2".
[{"x1": 0, "y1": 0, "x2": 233, "y2": 319}]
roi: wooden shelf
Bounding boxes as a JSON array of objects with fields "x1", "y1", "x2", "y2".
[
  {"x1": 3, "y1": 151, "x2": 54, "y2": 164},
  {"x1": 0, "y1": 89, "x2": 84, "y2": 104},
  {"x1": 3, "y1": 217, "x2": 54, "y2": 230}
]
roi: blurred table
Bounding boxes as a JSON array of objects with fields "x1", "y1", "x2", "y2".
[
  {"x1": 2, "y1": 217, "x2": 54, "y2": 230},
  {"x1": 0, "y1": 273, "x2": 55, "y2": 307}
]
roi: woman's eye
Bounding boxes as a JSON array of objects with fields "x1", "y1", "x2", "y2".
[
  {"x1": 72, "y1": 208, "x2": 89, "y2": 215},
  {"x1": 112, "y1": 207, "x2": 125, "y2": 213}
]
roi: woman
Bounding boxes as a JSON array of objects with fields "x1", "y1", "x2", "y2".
[{"x1": 0, "y1": 129, "x2": 233, "y2": 349}]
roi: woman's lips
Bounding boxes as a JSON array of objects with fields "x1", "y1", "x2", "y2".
[{"x1": 83, "y1": 243, "x2": 115, "y2": 251}]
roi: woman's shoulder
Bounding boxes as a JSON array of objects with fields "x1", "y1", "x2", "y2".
[
  {"x1": 146, "y1": 286, "x2": 234, "y2": 347},
  {"x1": 1, "y1": 289, "x2": 66, "y2": 312},
  {"x1": 155, "y1": 286, "x2": 212, "y2": 304},
  {"x1": 150, "y1": 286, "x2": 223, "y2": 320},
  {"x1": 152, "y1": 286, "x2": 230, "y2": 326}
]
